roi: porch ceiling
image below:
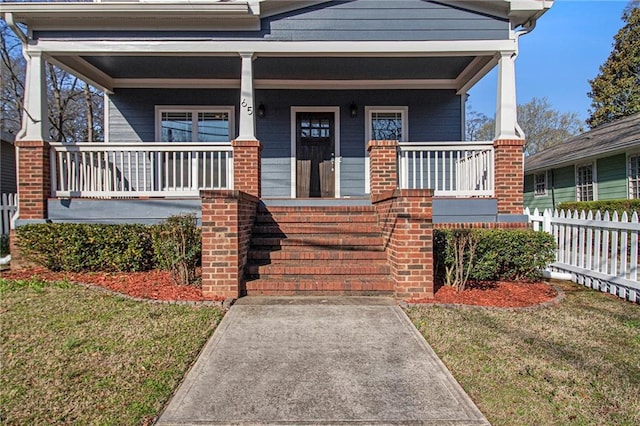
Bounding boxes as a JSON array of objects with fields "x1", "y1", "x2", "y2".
[{"x1": 55, "y1": 54, "x2": 493, "y2": 92}]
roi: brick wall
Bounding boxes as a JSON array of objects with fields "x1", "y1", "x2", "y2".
[
  {"x1": 200, "y1": 190, "x2": 258, "y2": 299},
  {"x1": 232, "y1": 140, "x2": 262, "y2": 198},
  {"x1": 373, "y1": 189, "x2": 435, "y2": 299},
  {"x1": 367, "y1": 140, "x2": 398, "y2": 199},
  {"x1": 494, "y1": 139, "x2": 524, "y2": 215},
  {"x1": 15, "y1": 140, "x2": 50, "y2": 219}
]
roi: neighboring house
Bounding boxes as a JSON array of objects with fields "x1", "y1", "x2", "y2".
[
  {"x1": 0, "y1": 131, "x2": 17, "y2": 195},
  {"x1": 524, "y1": 113, "x2": 640, "y2": 211},
  {"x1": 1, "y1": 0, "x2": 552, "y2": 299}
]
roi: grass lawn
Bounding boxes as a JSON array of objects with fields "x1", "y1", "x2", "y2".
[
  {"x1": 406, "y1": 281, "x2": 640, "y2": 425},
  {"x1": 0, "y1": 277, "x2": 223, "y2": 425}
]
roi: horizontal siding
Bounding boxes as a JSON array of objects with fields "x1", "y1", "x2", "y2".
[
  {"x1": 596, "y1": 154, "x2": 627, "y2": 200},
  {"x1": 109, "y1": 88, "x2": 461, "y2": 198},
  {"x1": 525, "y1": 165, "x2": 577, "y2": 211},
  {"x1": 0, "y1": 142, "x2": 17, "y2": 194},
  {"x1": 108, "y1": 89, "x2": 240, "y2": 142},
  {"x1": 34, "y1": 0, "x2": 508, "y2": 42}
]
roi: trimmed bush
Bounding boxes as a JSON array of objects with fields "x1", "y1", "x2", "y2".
[
  {"x1": 152, "y1": 214, "x2": 201, "y2": 286},
  {"x1": 434, "y1": 228, "x2": 556, "y2": 286},
  {"x1": 557, "y1": 199, "x2": 640, "y2": 215},
  {"x1": 16, "y1": 223, "x2": 154, "y2": 272}
]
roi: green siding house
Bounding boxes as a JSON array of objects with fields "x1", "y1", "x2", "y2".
[{"x1": 524, "y1": 113, "x2": 640, "y2": 211}]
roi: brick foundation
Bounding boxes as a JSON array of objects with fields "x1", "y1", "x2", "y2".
[
  {"x1": 200, "y1": 190, "x2": 259, "y2": 299},
  {"x1": 232, "y1": 139, "x2": 262, "y2": 198},
  {"x1": 373, "y1": 189, "x2": 435, "y2": 299},
  {"x1": 15, "y1": 140, "x2": 50, "y2": 219},
  {"x1": 494, "y1": 139, "x2": 525, "y2": 214}
]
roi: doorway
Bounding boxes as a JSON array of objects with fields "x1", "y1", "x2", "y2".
[{"x1": 292, "y1": 109, "x2": 339, "y2": 198}]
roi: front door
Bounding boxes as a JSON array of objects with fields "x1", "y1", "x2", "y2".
[{"x1": 296, "y1": 112, "x2": 335, "y2": 198}]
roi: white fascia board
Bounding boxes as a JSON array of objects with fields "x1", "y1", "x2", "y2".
[
  {"x1": 31, "y1": 39, "x2": 517, "y2": 56},
  {"x1": 455, "y1": 55, "x2": 499, "y2": 94},
  {"x1": 110, "y1": 78, "x2": 458, "y2": 90},
  {"x1": 49, "y1": 56, "x2": 115, "y2": 93},
  {"x1": 0, "y1": 2, "x2": 258, "y2": 31}
]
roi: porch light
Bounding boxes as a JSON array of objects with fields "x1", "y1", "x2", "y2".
[
  {"x1": 350, "y1": 102, "x2": 358, "y2": 118},
  {"x1": 257, "y1": 102, "x2": 266, "y2": 118}
]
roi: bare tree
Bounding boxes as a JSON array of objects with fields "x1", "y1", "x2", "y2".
[
  {"x1": 0, "y1": 20, "x2": 103, "y2": 142},
  {"x1": 466, "y1": 97, "x2": 583, "y2": 155}
]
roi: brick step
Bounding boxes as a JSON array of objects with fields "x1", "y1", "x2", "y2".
[
  {"x1": 248, "y1": 249, "x2": 388, "y2": 262},
  {"x1": 257, "y1": 205, "x2": 376, "y2": 214},
  {"x1": 254, "y1": 214, "x2": 379, "y2": 224},
  {"x1": 251, "y1": 236, "x2": 384, "y2": 249},
  {"x1": 252, "y1": 224, "x2": 381, "y2": 235},
  {"x1": 246, "y1": 261, "x2": 391, "y2": 276},
  {"x1": 245, "y1": 276, "x2": 395, "y2": 296}
]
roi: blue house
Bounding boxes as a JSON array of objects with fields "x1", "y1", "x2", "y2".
[{"x1": 2, "y1": 0, "x2": 552, "y2": 299}]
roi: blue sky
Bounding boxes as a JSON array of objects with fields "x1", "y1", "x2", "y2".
[{"x1": 467, "y1": 0, "x2": 628, "y2": 125}]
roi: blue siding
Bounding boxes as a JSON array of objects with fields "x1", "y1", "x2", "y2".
[
  {"x1": 34, "y1": 0, "x2": 508, "y2": 41},
  {"x1": 108, "y1": 89, "x2": 240, "y2": 142},
  {"x1": 109, "y1": 88, "x2": 462, "y2": 197}
]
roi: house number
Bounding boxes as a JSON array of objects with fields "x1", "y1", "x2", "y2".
[{"x1": 242, "y1": 99, "x2": 253, "y2": 115}]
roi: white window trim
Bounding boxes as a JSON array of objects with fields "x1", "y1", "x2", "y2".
[
  {"x1": 575, "y1": 162, "x2": 597, "y2": 202},
  {"x1": 154, "y1": 105, "x2": 235, "y2": 142},
  {"x1": 627, "y1": 152, "x2": 640, "y2": 199},
  {"x1": 364, "y1": 106, "x2": 408, "y2": 194},
  {"x1": 290, "y1": 106, "x2": 341, "y2": 199},
  {"x1": 533, "y1": 171, "x2": 547, "y2": 197}
]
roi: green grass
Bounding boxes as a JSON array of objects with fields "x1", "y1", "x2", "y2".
[
  {"x1": 406, "y1": 281, "x2": 640, "y2": 425},
  {"x1": 0, "y1": 277, "x2": 224, "y2": 425}
]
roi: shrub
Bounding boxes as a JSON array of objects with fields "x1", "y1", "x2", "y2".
[
  {"x1": 16, "y1": 223, "x2": 154, "y2": 272},
  {"x1": 151, "y1": 214, "x2": 201, "y2": 286},
  {"x1": 557, "y1": 199, "x2": 640, "y2": 215},
  {"x1": 434, "y1": 228, "x2": 556, "y2": 287}
]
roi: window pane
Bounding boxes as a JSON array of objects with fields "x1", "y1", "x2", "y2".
[
  {"x1": 371, "y1": 112, "x2": 402, "y2": 141},
  {"x1": 630, "y1": 155, "x2": 640, "y2": 199},
  {"x1": 198, "y1": 112, "x2": 230, "y2": 142},
  {"x1": 534, "y1": 173, "x2": 546, "y2": 196},
  {"x1": 576, "y1": 165, "x2": 594, "y2": 201},
  {"x1": 161, "y1": 112, "x2": 192, "y2": 142}
]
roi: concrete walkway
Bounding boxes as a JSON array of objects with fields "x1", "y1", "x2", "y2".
[{"x1": 156, "y1": 297, "x2": 489, "y2": 425}]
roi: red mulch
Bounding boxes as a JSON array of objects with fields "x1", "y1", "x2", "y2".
[
  {"x1": 0, "y1": 268, "x2": 223, "y2": 302},
  {"x1": 407, "y1": 281, "x2": 558, "y2": 307}
]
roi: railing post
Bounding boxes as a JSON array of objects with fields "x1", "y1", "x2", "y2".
[
  {"x1": 232, "y1": 139, "x2": 262, "y2": 198},
  {"x1": 15, "y1": 140, "x2": 51, "y2": 220},
  {"x1": 367, "y1": 140, "x2": 398, "y2": 199}
]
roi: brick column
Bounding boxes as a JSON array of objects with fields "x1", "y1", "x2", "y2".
[
  {"x1": 15, "y1": 140, "x2": 50, "y2": 220},
  {"x1": 494, "y1": 139, "x2": 524, "y2": 214},
  {"x1": 200, "y1": 190, "x2": 258, "y2": 300},
  {"x1": 367, "y1": 140, "x2": 398, "y2": 200},
  {"x1": 373, "y1": 189, "x2": 435, "y2": 299},
  {"x1": 232, "y1": 139, "x2": 262, "y2": 198}
]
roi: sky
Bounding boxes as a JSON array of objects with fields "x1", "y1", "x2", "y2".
[{"x1": 467, "y1": 0, "x2": 629, "y2": 124}]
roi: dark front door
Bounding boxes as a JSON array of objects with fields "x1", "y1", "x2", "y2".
[{"x1": 296, "y1": 112, "x2": 335, "y2": 198}]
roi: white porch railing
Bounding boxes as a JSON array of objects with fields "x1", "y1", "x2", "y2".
[
  {"x1": 50, "y1": 142, "x2": 233, "y2": 198},
  {"x1": 526, "y1": 207, "x2": 640, "y2": 303},
  {"x1": 398, "y1": 142, "x2": 494, "y2": 197}
]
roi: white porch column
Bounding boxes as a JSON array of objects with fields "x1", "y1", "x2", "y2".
[
  {"x1": 237, "y1": 52, "x2": 256, "y2": 141},
  {"x1": 494, "y1": 51, "x2": 523, "y2": 141},
  {"x1": 19, "y1": 50, "x2": 48, "y2": 141}
]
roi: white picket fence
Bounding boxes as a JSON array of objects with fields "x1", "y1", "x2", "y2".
[
  {"x1": 1, "y1": 193, "x2": 18, "y2": 235},
  {"x1": 526, "y1": 207, "x2": 640, "y2": 303}
]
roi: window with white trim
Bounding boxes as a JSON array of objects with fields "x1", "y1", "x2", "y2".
[
  {"x1": 629, "y1": 154, "x2": 640, "y2": 199},
  {"x1": 576, "y1": 163, "x2": 594, "y2": 201},
  {"x1": 156, "y1": 107, "x2": 234, "y2": 142},
  {"x1": 364, "y1": 107, "x2": 408, "y2": 193},
  {"x1": 534, "y1": 172, "x2": 547, "y2": 196}
]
